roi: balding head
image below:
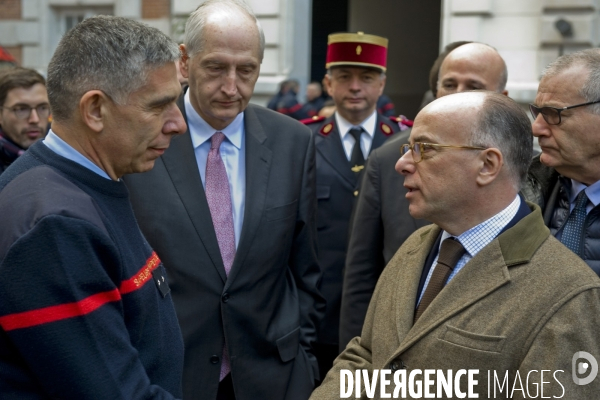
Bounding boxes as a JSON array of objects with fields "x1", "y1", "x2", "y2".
[
  {"x1": 436, "y1": 43, "x2": 508, "y2": 98},
  {"x1": 183, "y1": 0, "x2": 265, "y2": 61},
  {"x1": 396, "y1": 91, "x2": 531, "y2": 233}
]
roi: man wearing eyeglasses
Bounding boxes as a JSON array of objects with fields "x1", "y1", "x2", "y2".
[
  {"x1": 340, "y1": 42, "x2": 508, "y2": 351},
  {"x1": 312, "y1": 91, "x2": 600, "y2": 399},
  {"x1": 522, "y1": 49, "x2": 600, "y2": 276},
  {"x1": 0, "y1": 67, "x2": 49, "y2": 174}
]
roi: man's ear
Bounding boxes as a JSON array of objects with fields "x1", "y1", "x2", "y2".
[
  {"x1": 79, "y1": 90, "x2": 109, "y2": 133},
  {"x1": 179, "y1": 44, "x2": 190, "y2": 79},
  {"x1": 502, "y1": 90, "x2": 509, "y2": 96},
  {"x1": 378, "y1": 73, "x2": 386, "y2": 96},
  {"x1": 476, "y1": 147, "x2": 503, "y2": 186},
  {"x1": 323, "y1": 74, "x2": 333, "y2": 97}
]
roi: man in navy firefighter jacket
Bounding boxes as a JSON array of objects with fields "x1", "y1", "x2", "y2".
[{"x1": 0, "y1": 16, "x2": 188, "y2": 399}]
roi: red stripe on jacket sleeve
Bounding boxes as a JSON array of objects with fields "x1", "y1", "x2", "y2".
[
  {"x1": 0, "y1": 289, "x2": 122, "y2": 331},
  {"x1": 119, "y1": 252, "x2": 161, "y2": 294},
  {"x1": 0, "y1": 252, "x2": 161, "y2": 332}
]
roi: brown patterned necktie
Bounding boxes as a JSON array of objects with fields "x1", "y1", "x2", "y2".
[{"x1": 414, "y1": 238, "x2": 466, "y2": 323}]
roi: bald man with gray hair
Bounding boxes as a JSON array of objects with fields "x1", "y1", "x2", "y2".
[
  {"x1": 124, "y1": 1, "x2": 324, "y2": 399},
  {"x1": 315, "y1": 90, "x2": 600, "y2": 399},
  {"x1": 340, "y1": 42, "x2": 509, "y2": 350}
]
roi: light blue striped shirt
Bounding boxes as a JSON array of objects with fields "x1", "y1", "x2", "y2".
[
  {"x1": 184, "y1": 90, "x2": 245, "y2": 249},
  {"x1": 418, "y1": 195, "x2": 521, "y2": 305},
  {"x1": 42, "y1": 130, "x2": 112, "y2": 180}
]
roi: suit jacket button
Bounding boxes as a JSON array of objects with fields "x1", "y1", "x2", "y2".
[
  {"x1": 210, "y1": 355, "x2": 220, "y2": 364},
  {"x1": 390, "y1": 359, "x2": 405, "y2": 371},
  {"x1": 222, "y1": 293, "x2": 230, "y2": 303}
]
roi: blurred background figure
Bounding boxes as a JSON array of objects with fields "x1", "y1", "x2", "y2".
[
  {"x1": 0, "y1": 67, "x2": 49, "y2": 174},
  {"x1": 275, "y1": 78, "x2": 306, "y2": 119},
  {"x1": 317, "y1": 99, "x2": 336, "y2": 118},
  {"x1": 301, "y1": 81, "x2": 325, "y2": 118},
  {"x1": 266, "y1": 79, "x2": 288, "y2": 110},
  {"x1": 376, "y1": 94, "x2": 395, "y2": 117},
  {"x1": 0, "y1": 46, "x2": 18, "y2": 71}
]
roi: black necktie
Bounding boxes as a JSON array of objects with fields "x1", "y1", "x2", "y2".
[
  {"x1": 414, "y1": 238, "x2": 466, "y2": 323},
  {"x1": 348, "y1": 127, "x2": 365, "y2": 173}
]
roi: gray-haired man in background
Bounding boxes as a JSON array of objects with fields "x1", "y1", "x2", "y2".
[{"x1": 525, "y1": 48, "x2": 600, "y2": 276}]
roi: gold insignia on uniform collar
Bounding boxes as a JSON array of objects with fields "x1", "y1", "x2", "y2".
[
  {"x1": 382, "y1": 124, "x2": 391, "y2": 134},
  {"x1": 323, "y1": 123, "x2": 333, "y2": 134}
]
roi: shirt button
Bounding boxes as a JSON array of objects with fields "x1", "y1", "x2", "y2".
[{"x1": 210, "y1": 355, "x2": 220, "y2": 364}]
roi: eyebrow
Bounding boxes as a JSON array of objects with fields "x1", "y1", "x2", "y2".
[
  {"x1": 7, "y1": 102, "x2": 49, "y2": 108},
  {"x1": 411, "y1": 135, "x2": 436, "y2": 143},
  {"x1": 147, "y1": 94, "x2": 179, "y2": 109}
]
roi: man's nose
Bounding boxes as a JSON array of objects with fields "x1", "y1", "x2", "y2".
[
  {"x1": 395, "y1": 150, "x2": 415, "y2": 176},
  {"x1": 348, "y1": 76, "x2": 362, "y2": 91},
  {"x1": 531, "y1": 113, "x2": 549, "y2": 138},
  {"x1": 28, "y1": 108, "x2": 41, "y2": 123},
  {"x1": 163, "y1": 105, "x2": 187, "y2": 136},
  {"x1": 222, "y1": 70, "x2": 238, "y2": 97}
]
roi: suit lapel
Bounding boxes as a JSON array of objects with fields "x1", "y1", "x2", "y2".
[
  {"x1": 162, "y1": 98, "x2": 227, "y2": 282},
  {"x1": 391, "y1": 226, "x2": 439, "y2": 343},
  {"x1": 315, "y1": 116, "x2": 356, "y2": 188},
  {"x1": 225, "y1": 105, "x2": 272, "y2": 287},
  {"x1": 385, "y1": 203, "x2": 547, "y2": 365},
  {"x1": 393, "y1": 230, "x2": 511, "y2": 355}
]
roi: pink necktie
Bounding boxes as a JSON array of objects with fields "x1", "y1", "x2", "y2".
[{"x1": 205, "y1": 132, "x2": 235, "y2": 380}]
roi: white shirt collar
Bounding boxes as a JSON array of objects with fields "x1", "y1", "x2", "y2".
[
  {"x1": 43, "y1": 129, "x2": 112, "y2": 180},
  {"x1": 185, "y1": 90, "x2": 244, "y2": 150},
  {"x1": 335, "y1": 110, "x2": 377, "y2": 140}
]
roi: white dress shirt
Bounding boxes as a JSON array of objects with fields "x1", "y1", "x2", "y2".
[
  {"x1": 335, "y1": 111, "x2": 377, "y2": 161},
  {"x1": 185, "y1": 90, "x2": 246, "y2": 248}
]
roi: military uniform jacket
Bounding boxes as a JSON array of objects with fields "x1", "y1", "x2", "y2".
[{"x1": 305, "y1": 112, "x2": 398, "y2": 346}]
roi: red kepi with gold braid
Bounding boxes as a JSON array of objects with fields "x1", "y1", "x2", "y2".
[{"x1": 326, "y1": 32, "x2": 388, "y2": 72}]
